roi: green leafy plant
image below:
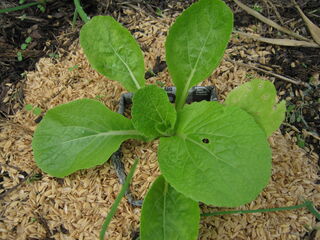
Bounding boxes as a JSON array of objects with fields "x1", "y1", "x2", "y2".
[
  {"x1": 17, "y1": 36, "x2": 33, "y2": 61},
  {"x1": 68, "y1": 64, "x2": 79, "y2": 71},
  {"x1": 32, "y1": 0, "x2": 319, "y2": 239},
  {"x1": 48, "y1": 52, "x2": 59, "y2": 59},
  {"x1": 25, "y1": 103, "x2": 42, "y2": 115},
  {"x1": 253, "y1": 3, "x2": 263, "y2": 13}
]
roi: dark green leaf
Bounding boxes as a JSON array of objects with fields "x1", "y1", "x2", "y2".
[
  {"x1": 80, "y1": 16, "x2": 145, "y2": 92},
  {"x1": 132, "y1": 85, "x2": 176, "y2": 139},
  {"x1": 140, "y1": 175, "x2": 200, "y2": 240},
  {"x1": 32, "y1": 99, "x2": 142, "y2": 177},
  {"x1": 166, "y1": 0, "x2": 233, "y2": 110},
  {"x1": 158, "y1": 101, "x2": 271, "y2": 207}
]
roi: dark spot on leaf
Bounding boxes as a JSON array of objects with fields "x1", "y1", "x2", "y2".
[{"x1": 202, "y1": 138, "x2": 209, "y2": 144}]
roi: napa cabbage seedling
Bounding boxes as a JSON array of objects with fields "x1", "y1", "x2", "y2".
[{"x1": 32, "y1": 0, "x2": 286, "y2": 239}]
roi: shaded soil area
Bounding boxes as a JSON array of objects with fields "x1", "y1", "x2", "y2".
[
  {"x1": 0, "y1": 0, "x2": 78, "y2": 117},
  {"x1": 0, "y1": 0, "x2": 194, "y2": 117}
]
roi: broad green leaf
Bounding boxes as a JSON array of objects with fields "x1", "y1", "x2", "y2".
[
  {"x1": 140, "y1": 175, "x2": 200, "y2": 240},
  {"x1": 32, "y1": 99, "x2": 142, "y2": 178},
  {"x1": 165, "y1": 0, "x2": 233, "y2": 110},
  {"x1": 132, "y1": 85, "x2": 176, "y2": 139},
  {"x1": 158, "y1": 101, "x2": 271, "y2": 207},
  {"x1": 80, "y1": 16, "x2": 145, "y2": 92},
  {"x1": 225, "y1": 79, "x2": 286, "y2": 137}
]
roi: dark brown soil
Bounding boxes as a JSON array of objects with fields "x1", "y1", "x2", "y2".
[
  {"x1": 0, "y1": 0, "x2": 194, "y2": 117},
  {"x1": 0, "y1": 1, "x2": 78, "y2": 117}
]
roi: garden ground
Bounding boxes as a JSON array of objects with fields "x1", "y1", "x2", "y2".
[{"x1": 0, "y1": 0, "x2": 319, "y2": 239}]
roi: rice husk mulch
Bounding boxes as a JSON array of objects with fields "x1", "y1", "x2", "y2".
[{"x1": 1, "y1": 8, "x2": 319, "y2": 240}]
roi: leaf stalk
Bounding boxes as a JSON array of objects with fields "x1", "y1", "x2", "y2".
[
  {"x1": 0, "y1": 1, "x2": 41, "y2": 14},
  {"x1": 201, "y1": 200, "x2": 320, "y2": 221},
  {"x1": 100, "y1": 159, "x2": 139, "y2": 240},
  {"x1": 73, "y1": 0, "x2": 89, "y2": 23}
]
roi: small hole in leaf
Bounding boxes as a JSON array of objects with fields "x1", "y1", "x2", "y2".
[{"x1": 202, "y1": 138, "x2": 209, "y2": 144}]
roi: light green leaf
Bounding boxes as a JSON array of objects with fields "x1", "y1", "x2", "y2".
[
  {"x1": 140, "y1": 175, "x2": 200, "y2": 240},
  {"x1": 132, "y1": 85, "x2": 176, "y2": 139},
  {"x1": 80, "y1": 16, "x2": 145, "y2": 92},
  {"x1": 25, "y1": 104, "x2": 33, "y2": 111},
  {"x1": 25, "y1": 37, "x2": 32, "y2": 44},
  {"x1": 33, "y1": 107, "x2": 42, "y2": 116},
  {"x1": 32, "y1": 99, "x2": 142, "y2": 177},
  {"x1": 21, "y1": 43, "x2": 27, "y2": 50},
  {"x1": 158, "y1": 101, "x2": 271, "y2": 207},
  {"x1": 225, "y1": 79, "x2": 286, "y2": 137},
  {"x1": 165, "y1": 0, "x2": 233, "y2": 110},
  {"x1": 17, "y1": 51, "x2": 23, "y2": 61}
]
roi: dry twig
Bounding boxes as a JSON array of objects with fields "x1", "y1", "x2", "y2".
[
  {"x1": 228, "y1": 58, "x2": 311, "y2": 88},
  {"x1": 233, "y1": 0, "x2": 310, "y2": 41},
  {"x1": 283, "y1": 123, "x2": 320, "y2": 141},
  {"x1": 235, "y1": 30, "x2": 320, "y2": 48},
  {"x1": 293, "y1": 0, "x2": 320, "y2": 45}
]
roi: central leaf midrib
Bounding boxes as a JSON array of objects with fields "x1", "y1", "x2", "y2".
[
  {"x1": 64, "y1": 130, "x2": 139, "y2": 143},
  {"x1": 162, "y1": 181, "x2": 168, "y2": 240},
  {"x1": 41, "y1": 130, "x2": 141, "y2": 150},
  {"x1": 109, "y1": 43, "x2": 141, "y2": 90},
  {"x1": 177, "y1": 27, "x2": 214, "y2": 109}
]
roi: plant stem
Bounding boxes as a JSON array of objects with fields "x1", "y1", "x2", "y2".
[
  {"x1": 73, "y1": 0, "x2": 89, "y2": 23},
  {"x1": 0, "y1": 2, "x2": 39, "y2": 14},
  {"x1": 72, "y1": 9, "x2": 79, "y2": 28},
  {"x1": 201, "y1": 200, "x2": 320, "y2": 221},
  {"x1": 305, "y1": 201, "x2": 320, "y2": 220},
  {"x1": 99, "y1": 159, "x2": 139, "y2": 240}
]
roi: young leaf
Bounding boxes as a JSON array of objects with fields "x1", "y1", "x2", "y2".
[
  {"x1": 25, "y1": 37, "x2": 32, "y2": 44},
  {"x1": 132, "y1": 85, "x2": 176, "y2": 139},
  {"x1": 158, "y1": 101, "x2": 271, "y2": 207},
  {"x1": 33, "y1": 107, "x2": 42, "y2": 116},
  {"x1": 32, "y1": 99, "x2": 142, "y2": 178},
  {"x1": 165, "y1": 0, "x2": 233, "y2": 110},
  {"x1": 225, "y1": 79, "x2": 286, "y2": 137},
  {"x1": 140, "y1": 175, "x2": 200, "y2": 240},
  {"x1": 25, "y1": 104, "x2": 33, "y2": 111},
  {"x1": 80, "y1": 16, "x2": 145, "y2": 93},
  {"x1": 21, "y1": 43, "x2": 28, "y2": 50}
]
